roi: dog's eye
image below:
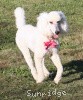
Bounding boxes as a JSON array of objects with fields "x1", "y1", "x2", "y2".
[{"x1": 49, "y1": 21, "x2": 53, "y2": 24}]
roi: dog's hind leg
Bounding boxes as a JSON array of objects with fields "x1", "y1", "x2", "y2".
[
  {"x1": 51, "y1": 50, "x2": 63, "y2": 84},
  {"x1": 16, "y1": 42, "x2": 37, "y2": 81},
  {"x1": 42, "y1": 58, "x2": 50, "y2": 78},
  {"x1": 34, "y1": 55, "x2": 45, "y2": 83}
]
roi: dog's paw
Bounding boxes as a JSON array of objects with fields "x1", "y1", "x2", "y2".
[
  {"x1": 44, "y1": 72, "x2": 50, "y2": 79},
  {"x1": 36, "y1": 80, "x2": 43, "y2": 84},
  {"x1": 54, "y1": 79, "x2": 59, "y2": 84},
  {"x1": 54, "y1": 77, "x2": 61, "y2": 84},
  {"x1": 36, "y1": 79, "x2": 44, "y2": 84},
  {"x1": 36, "y1": 76, "x2": 45, "y2": 84}
]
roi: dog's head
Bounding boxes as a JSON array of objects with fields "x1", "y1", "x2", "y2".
[{"x1": 37, "y1": 11, "x2": 68, "y2": 38}]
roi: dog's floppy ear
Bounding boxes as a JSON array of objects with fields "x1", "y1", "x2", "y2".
[{"x1": 58, "y1": 11, "x2": 68, "y2": 33}]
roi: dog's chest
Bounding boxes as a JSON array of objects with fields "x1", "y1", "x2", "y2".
[{"x1": 35, "y1": 35, "x2": 59, "y2": 51}]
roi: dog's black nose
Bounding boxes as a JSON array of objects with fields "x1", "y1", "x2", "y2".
[{"x1": 55, "y1": 31, "x2": 60, "y2": 35}]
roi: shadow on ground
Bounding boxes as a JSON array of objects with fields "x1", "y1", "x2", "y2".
[
  {"x1": 63, "y1": 60, "x2": 83, "y2": 83},
  {"x1": 49, "y1": 60, "x2": 83, "y2": 83}
]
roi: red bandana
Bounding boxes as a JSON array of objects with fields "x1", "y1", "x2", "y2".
[{"x1": 44, "y1": 34, "x2": 58, "y2": 50}]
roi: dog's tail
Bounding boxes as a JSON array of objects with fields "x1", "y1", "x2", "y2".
[{"x1": 14, "y1": 7, "x2": 26, "y2": 29}]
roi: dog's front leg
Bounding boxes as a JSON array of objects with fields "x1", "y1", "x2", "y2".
[
  {"x1": 42, "y1": 58, "x2": 50, "y2": 78},
  {"x1": 51, "y1": 49, "x2": 63, "y2": 84},
  {"x1": 34, "y1": 55, "x2": 45, "y2": 83}
]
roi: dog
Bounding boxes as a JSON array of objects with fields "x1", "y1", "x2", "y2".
[{"x1": 14, "y1": 7, "x2": 68, "y2": 84}]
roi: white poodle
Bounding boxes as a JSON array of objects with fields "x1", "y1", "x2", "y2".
[{"x1": 14, "y1": 7, "x2": 68, "y2": 84}]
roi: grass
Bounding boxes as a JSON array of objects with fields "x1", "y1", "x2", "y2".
[{"x1": 0, "y1": 0, "x2": 83, "y2": 99}]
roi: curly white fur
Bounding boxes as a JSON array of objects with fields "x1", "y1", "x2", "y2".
[{"x1": 14, "y1": 7, "x2": 68, "y2": 84}]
